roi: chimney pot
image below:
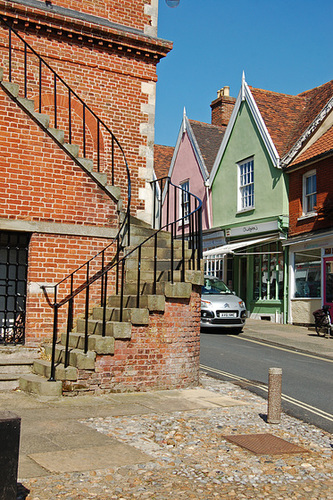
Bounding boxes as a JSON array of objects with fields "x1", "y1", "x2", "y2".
[{"x1": 223, "y1": 86, "x2": 230, "y2": 97}]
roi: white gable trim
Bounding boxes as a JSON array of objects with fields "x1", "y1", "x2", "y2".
[
  {"x1": 208, "y1": 77, "x2": 281, "y2": 188},
  {"x1": 167, "y1": 110, "x2": 209, "y2": 182},
  {"x1": 281, "y1": 96, "x2": 333, "y2": 167}
]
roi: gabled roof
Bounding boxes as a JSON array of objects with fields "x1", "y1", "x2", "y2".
[
  {"x1": 188, "y1": 120, "x2": 226, "y2": 174},
  {"x1": 209, "y1": 74, "x2": 333, "y2": 186},
  {"x1": 287, "y1": 124, "x2": 333, "y2": 169},
  {"x1": 168, "y1": 109, "x2": 225, "y2": 182},
  {"x1": 251, "y1": 80, "x2": 333, "y2": 161},
  {"x1": 153, "y1": 144, "x2": 174, "y2": 179}
]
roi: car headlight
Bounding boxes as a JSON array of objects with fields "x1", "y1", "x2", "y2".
[
  {"x1": 201, "y1": 299, "x2": 212, "y2": 307},
  {"x1": 239, "y1": 301, "x2": 245, "y2": 309}
]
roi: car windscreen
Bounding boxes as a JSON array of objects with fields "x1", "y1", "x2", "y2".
[{"x1": 202, "y1": 279, "x2": 232, "y2": 295}]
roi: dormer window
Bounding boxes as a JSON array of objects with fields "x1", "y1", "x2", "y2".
[
  {"x1": 303, "y1": 170, "x2": 317, "y2": 215},
  {"x1": 238, "y1": 158, "x2": 254, "y2": 211}
]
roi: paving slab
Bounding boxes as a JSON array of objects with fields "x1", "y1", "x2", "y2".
[{"x1": 28, "y1": 443, "x2": 152, "y2": 474}]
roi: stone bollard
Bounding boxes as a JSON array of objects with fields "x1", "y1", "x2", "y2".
[
  {"x1": 267, "y1": 367, "x2": 282, "y2": 424},
  {"x1": 0, "y1": 411, "x2": 21, "y2": 500}
]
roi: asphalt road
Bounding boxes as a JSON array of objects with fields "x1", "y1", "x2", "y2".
[{"x1": 200, "y1": 331, "x2": 333, "y2": 433}]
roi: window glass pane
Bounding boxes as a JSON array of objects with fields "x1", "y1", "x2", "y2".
[{"x1": 294, "y1": 249, "x2": 321, "y2": 297}]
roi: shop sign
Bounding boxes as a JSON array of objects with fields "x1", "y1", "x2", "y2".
[
  {"x1": 226, "y1": 221, "x2": 279, "y2": 238},
  {"x1": 203, "y1": 231, "x2": 225, "y2": 250}
]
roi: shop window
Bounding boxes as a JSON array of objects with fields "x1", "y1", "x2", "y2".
[
  {"x1": 294, "y1": 249, "x2": 321, "y2": 298},
  {"x1": 302, "y1": 170, "x2": 316, "y2": 215},
  {"x1": 253, "y1": 243, "x2": 283, "y2": 301}
]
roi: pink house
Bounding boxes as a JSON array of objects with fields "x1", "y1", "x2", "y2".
[{"x1": 162, "y1": 108, "x2": 226, "y2": 234}]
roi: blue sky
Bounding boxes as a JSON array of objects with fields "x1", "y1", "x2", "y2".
[{"x1": 155, "y1": 0, "x2": 333, "y2": 147}]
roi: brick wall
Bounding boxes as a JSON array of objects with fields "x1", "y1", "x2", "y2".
[
  {"x1": 63, "y1": 287, "x2": 201, "y2": 393},
  {"x1": 288, "y1": 157, "x2": 333, "y2": 236},
  {"x1": 0, "y1": 89, "x2": 119, "y2": 343}
]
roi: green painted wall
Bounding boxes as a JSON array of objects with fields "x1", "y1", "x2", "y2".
[{"x1": 211, "y1": 101, "x2": 289, "y2": 228}]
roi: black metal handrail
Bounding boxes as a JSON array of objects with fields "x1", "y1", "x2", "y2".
[
  {"x1": 41, "y1": 177, "x2": 202, "y2": 382},
  {"x1": 0, "y1": 15, "x2": 129, "y2": 195}
]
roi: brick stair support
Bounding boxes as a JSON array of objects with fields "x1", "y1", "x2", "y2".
[{"x1": 18, "y1": 216, "x2": 203, "y2": 396}]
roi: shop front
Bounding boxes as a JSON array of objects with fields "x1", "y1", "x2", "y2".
[
  {"x1": 285, "y1": 231, "x2": 333, "y2": 325},
  {"x1": 204, "y1": 219, "x2": 288, "y2": 323}
]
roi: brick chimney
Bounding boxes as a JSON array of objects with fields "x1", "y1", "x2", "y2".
[{"x1": 211, "y1": 86, "x2": 236, "y2": 127}]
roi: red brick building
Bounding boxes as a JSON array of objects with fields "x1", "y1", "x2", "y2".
[
  {"x1": 0, "y1": 1, "x2": 202, "y2": 393},
  {"x1": 282, "y1": 82, "x2": 333, "y2": 324}
]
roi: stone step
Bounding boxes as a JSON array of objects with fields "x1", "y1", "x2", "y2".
[
  {"x1": 33, "y1": 359, "x2": 78, "y2": 381},
  {"x1": 19, "y1": 373, "x2": 62, "y2": 398},
  {"x1": 60, "y1": 332, "x2": 115, "y2": 354},
  {"x1": 125, "y1": 245, "x2": 192, "y2": 261},
  {"x1": 125, "y1": 269, "x2": 183, "y2": 283},
  {"x1": 108, "y1": 294, "x2": 165, "y2": 312},
  {"x1": 128, "y1": 234, "x2": 184, "y2": 249},
  {"x1": 90, "y1": 307, "x2": 149, "y2": 325},
  {"x1": 0, "y1": 359, "x2": 34, "y2": 374},
  {"x1": 125, "y1": 257, "x2": 184, "y2": 272},
  {"x1": 123, "y1": 281, "x2": 166, "y2": 296},
  {"x1": 75, "y1": 318, "x2": 132, "y2": 339},
  {"x1": 0, "y1": 373, "x2": 24, "y2": 391},
  {"x1": 43, "y1": 344, "x2": 96, "y2": 370}
]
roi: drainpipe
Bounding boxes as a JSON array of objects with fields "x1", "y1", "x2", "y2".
[{"x1": 205, "y1": 180, "x2": 211, "y2": 229}]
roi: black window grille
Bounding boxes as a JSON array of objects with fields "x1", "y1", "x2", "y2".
[{"x1": 0, "y1": 232, "x2": 30, "y2": 344}]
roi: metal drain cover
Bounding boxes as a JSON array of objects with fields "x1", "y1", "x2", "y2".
[{"x1": 223, "y1": 433, "x2": 309, "y2": 455}]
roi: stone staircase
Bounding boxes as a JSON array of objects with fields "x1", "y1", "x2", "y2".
[
  {"x1": 0, "y1": 29, "x2": 202, "y2": 396},
  {"x1": 19, "y1": 220, "x2": 202, "y2": 397}
]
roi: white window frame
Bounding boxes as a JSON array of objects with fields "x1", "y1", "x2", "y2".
[
  {"x1": 302, "y1": 170, "x2": 317, "y2": 216},
  {"x1": 179, "y1": 179, "x2": 190, "y2": 225},
  {"x1": 237, "y1": 158, "x2": 254, "y2": 212}
]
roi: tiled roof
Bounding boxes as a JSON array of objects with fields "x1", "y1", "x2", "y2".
[
  {"x1": 288, "y1": 124, "x2": 333, "y2": 167},
  {"x1": 153, "y1": 144, "x2": 174, "y2": 179},
  {"x1": 189, "y1": 120, "x2": 226, "y2": 173},
  {"x1": 250, "y1": 80, "x2": 333, "y2": 158}
]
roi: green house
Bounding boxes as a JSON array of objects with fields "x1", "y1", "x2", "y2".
[{"x1": 206, "y1": 74, "x2": 289, "y2": 323}]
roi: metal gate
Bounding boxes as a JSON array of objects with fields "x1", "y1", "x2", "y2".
[{"x1": 0, "y1": 231, "x2": 30, "y2": 344}]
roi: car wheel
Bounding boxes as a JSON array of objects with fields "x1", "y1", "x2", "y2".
[{"x1": 231, "y1": 328, "x2": 243, "y2": 335}]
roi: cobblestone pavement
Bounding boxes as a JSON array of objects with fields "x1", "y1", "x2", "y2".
[{"x1": 22, "y1": 374, "x2": 333, "y2": 500}]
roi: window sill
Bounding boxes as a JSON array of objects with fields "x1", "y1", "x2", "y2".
[
  {"x1": 297, "y1": 213, "x2": 317, "y2": 222},
  {"x1": 291, "y1": 297, "x2": 321, "y2": 301},
  {"x1": 236, "y1": 207, "x2": 255, "y2": 215}
]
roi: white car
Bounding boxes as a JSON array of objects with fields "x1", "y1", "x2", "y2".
[{"x1": 201, "y1": 276, "x2": 247, "y2": 333}]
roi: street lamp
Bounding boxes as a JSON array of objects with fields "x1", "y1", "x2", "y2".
[{"x1": 165, "y1": 0, "x2": 180, "y2": 7}]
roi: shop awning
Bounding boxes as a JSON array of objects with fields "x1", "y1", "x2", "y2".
[{"x1": 203, "y1": 236, "x2": 278, "y2": 257}]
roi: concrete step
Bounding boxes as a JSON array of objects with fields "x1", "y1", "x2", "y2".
[
  {"x1": 43, "y1": 344, "x2": 96, "y2": 370},
  {"x1": 33, "y1": 359, "x2": 78, "y2": 381},
  {"x1": 90, "y1": 307, "x2": 149, "y2": 325},
  {"x1": 108, "y1": 294, "x2": 165, "y2": 312},
  {"x1": 60, "y1": 332, "x2": 115, "y2": 353},
  {"x1": 19, "y1": 373, "x2": 62, "y2": 398},
  {"x1": 75, "y1": 318, "x2": 132, "y2": 338}
]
